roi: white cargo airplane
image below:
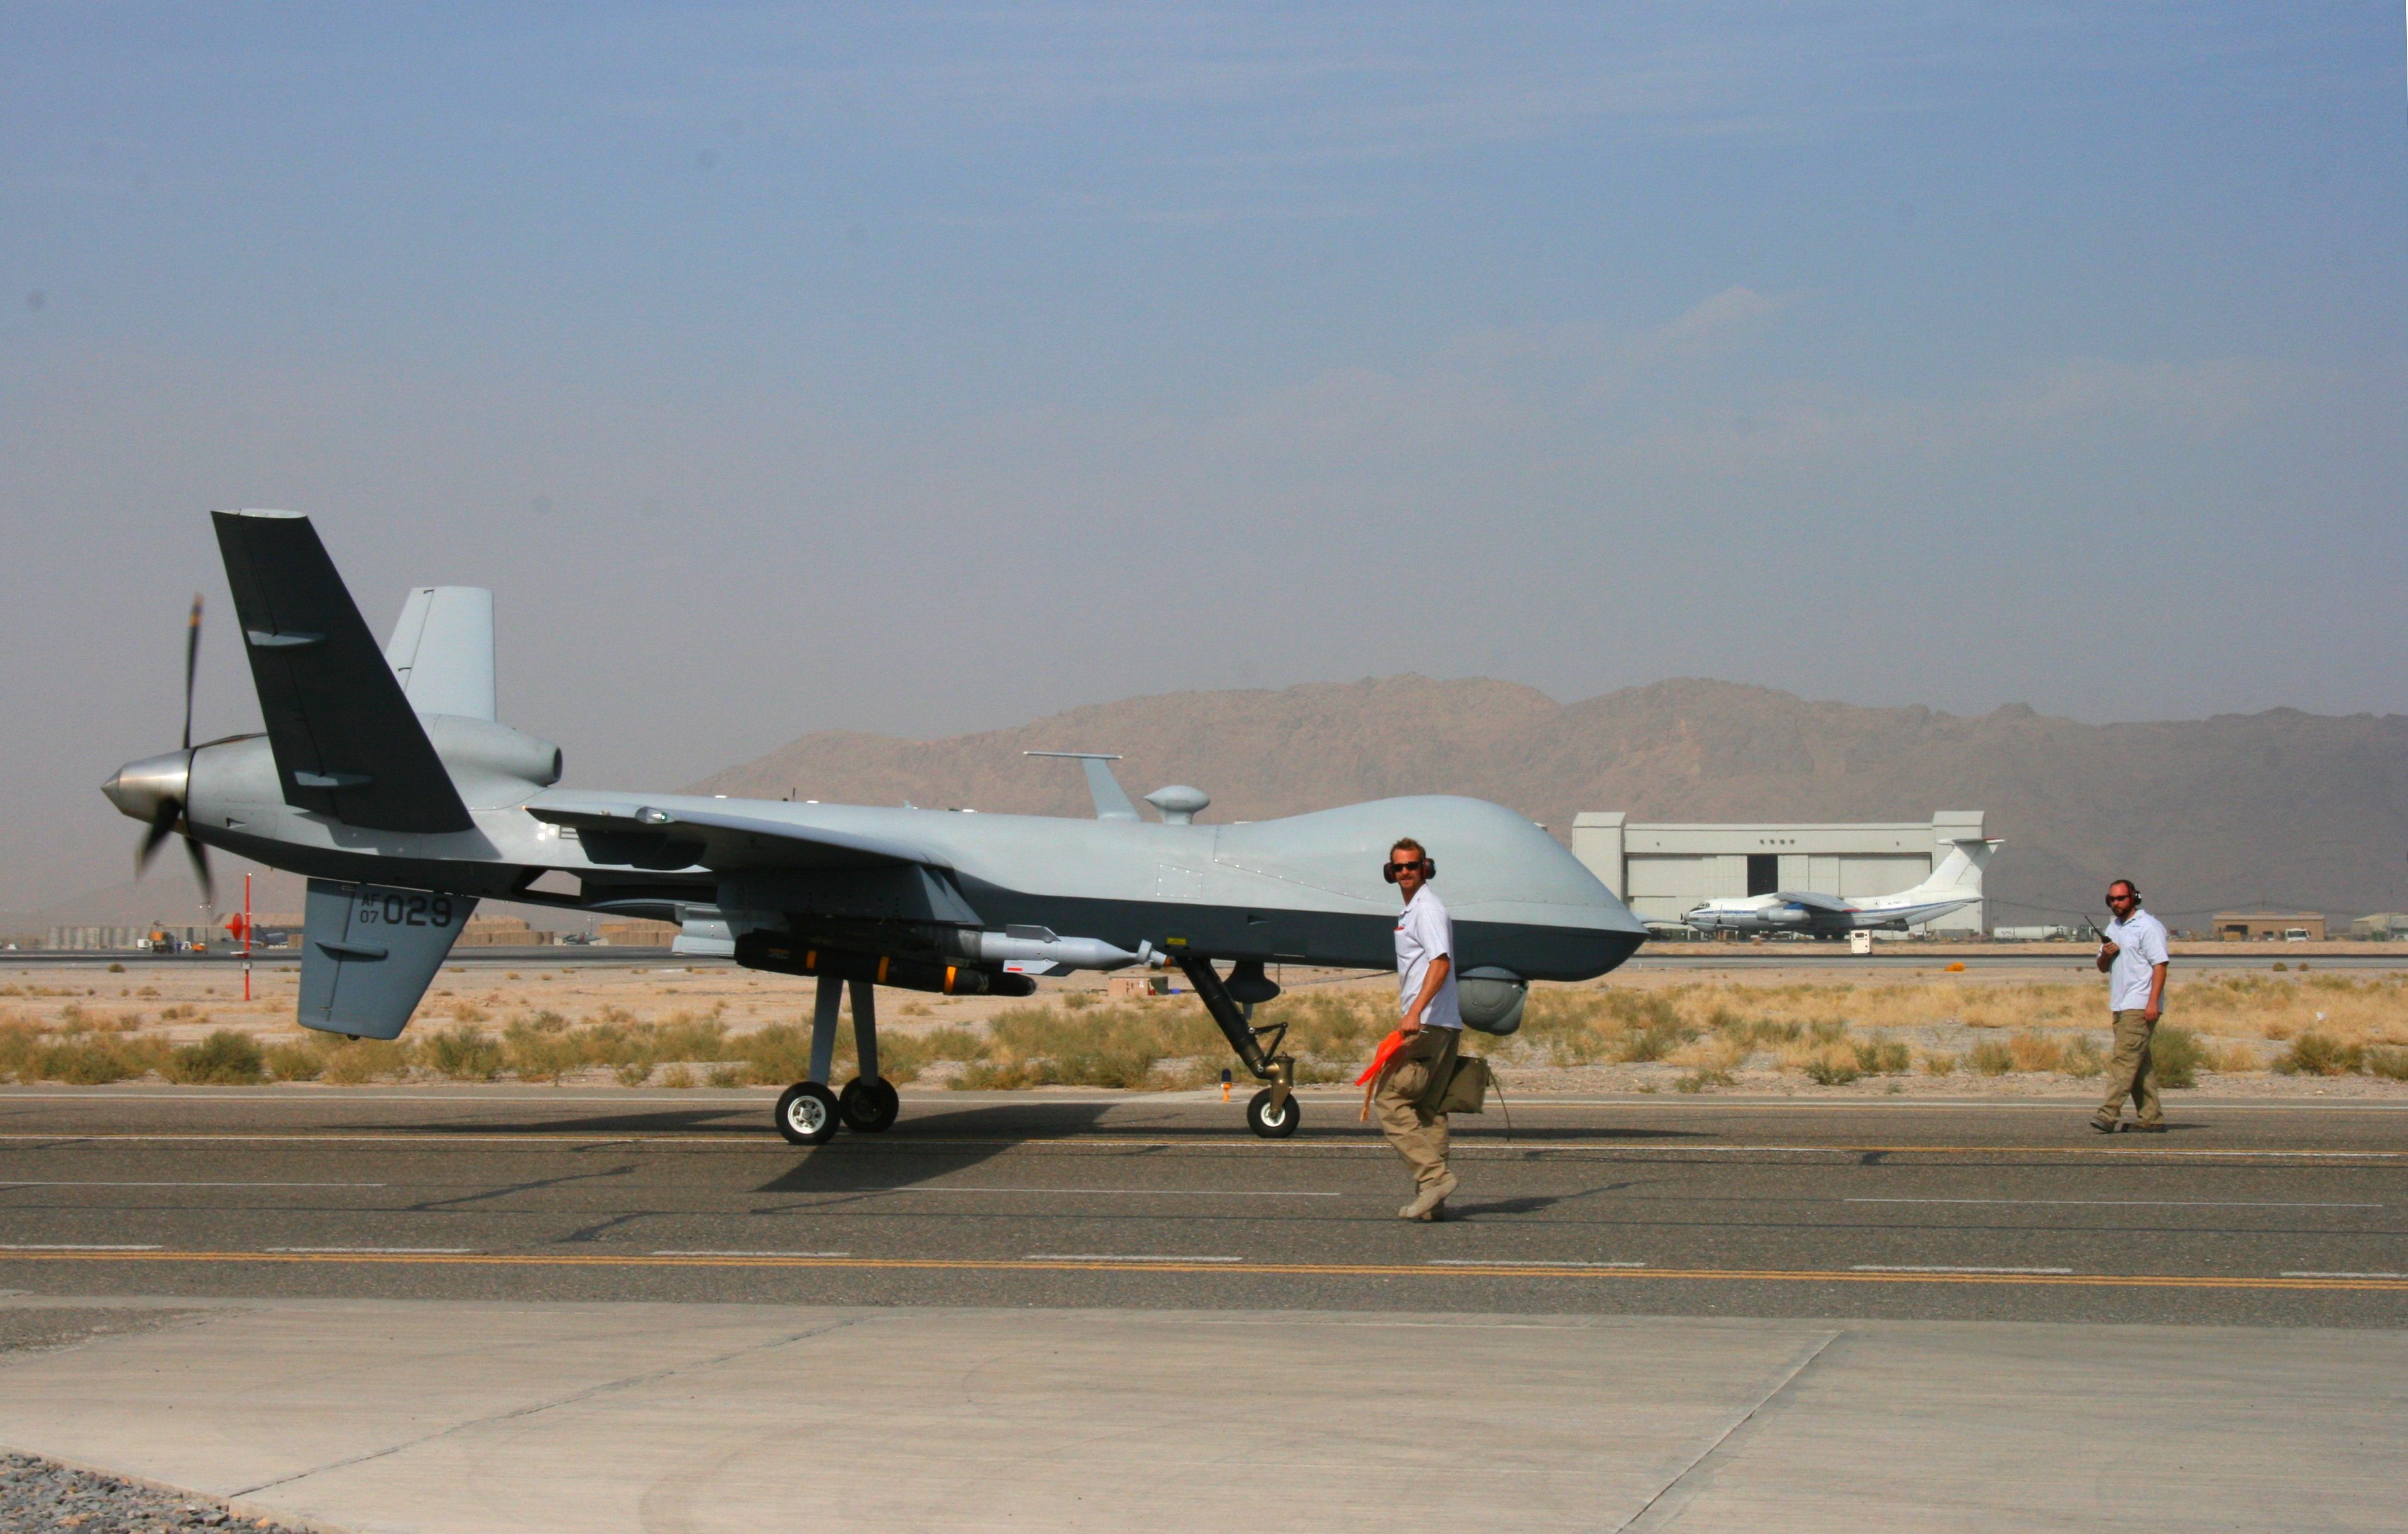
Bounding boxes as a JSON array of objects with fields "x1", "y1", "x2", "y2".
[{"x1": 1675, "y1": 838, "x2": 2001, "y2": 938}]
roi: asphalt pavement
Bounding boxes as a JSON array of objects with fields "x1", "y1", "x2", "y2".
[{"x1": 3, "y1": 1085, "x2": 2400, "y2": 1327}]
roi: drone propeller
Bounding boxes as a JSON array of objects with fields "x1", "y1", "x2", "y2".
[
  {"x1": 129, "y1": 594, "x2": 214, "y2": 906},
  {"x1": 182, "y1": 591, "x2": 200, "y2": 752}
]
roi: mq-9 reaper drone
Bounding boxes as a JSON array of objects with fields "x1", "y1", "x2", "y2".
[{"x1": 104, "y1": 512, "x2": 1649, "y2": 1141}]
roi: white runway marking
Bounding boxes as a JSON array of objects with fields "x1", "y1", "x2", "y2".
[
  {"x1": 650, "y1": 1249, "x2": 851, "y2": 1257},
  {"x1": 1846, "y1": 1198, "x2": 2380, "y2": 1208},
  {"x1": 1428, "y1": 1258, "x2": 1648, "y2": 1268},
  {"x1": 1026, "y1": 1253, "x2": 1245, "y2": 1263},
  {"x1": 2282, "y1": 1270, "x2": 2407, "y2": 1279},
  {"x1": 262, "y1": 1246, "x2": 476, "y2": 1254},
  {"x1": 0, "y1": 1242, "x2": 163, "y2": 1251},
  {"x1": 1852, "y1": 1264, "x2": 2075, "y2": 1274},
  {"x1": 857, "y1": 1185, "x2": 1338, "y2": 1197},
  {"x1": 0, "y1": 1180, "x2": 383, "y2": 1189}
]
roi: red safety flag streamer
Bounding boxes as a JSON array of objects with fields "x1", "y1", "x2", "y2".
[{"x1": 1358, "y1": 1027, "x2": 1409, "y2": 1121}]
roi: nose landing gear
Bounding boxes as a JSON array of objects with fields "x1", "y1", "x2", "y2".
[
  {"x1": 1175, "y1": 954, "x2": 1303, "y2": 1139},
  {"x1": 1245, "y1": 1086, "x2": 1299, "y2": 1138}
]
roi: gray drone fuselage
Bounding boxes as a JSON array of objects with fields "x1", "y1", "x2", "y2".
[
  {"x1": 104, "y1": 510, "x2": 1647, "y2": 1043},
  {"x1": 171, "y1": 732, "x2": 1646, "y2": 982}
]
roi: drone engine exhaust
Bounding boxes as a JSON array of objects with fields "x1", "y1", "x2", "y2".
[{"x1": 733, "y1": 934, "x2": 1037, "y2": 997}]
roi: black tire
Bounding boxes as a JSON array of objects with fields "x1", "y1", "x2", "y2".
[
  {"x1": 1246, "y1": 1087, "x2": 1300, "y2": 1139},
  {"x1": 839, "y1": 1076, "x2": 900, "y2": 1133},
  {"x1": 775, "y1": 1082, "x2": 840, "y2": 1146}
]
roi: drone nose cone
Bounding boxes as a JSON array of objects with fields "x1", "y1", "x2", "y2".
[{"x1": 102, "y1": 751, "x2": 190, "y2": 823}]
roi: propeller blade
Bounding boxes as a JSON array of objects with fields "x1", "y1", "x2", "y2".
[
  {"x1": 182, "y1": 593, "x2": 202, "y2": 752},
  {"x1": 137, "y1": 796, "x2": 180, "y2": 873},
  {"x1": 182, "y1": 834, "x2": 214, "y2": 907}
]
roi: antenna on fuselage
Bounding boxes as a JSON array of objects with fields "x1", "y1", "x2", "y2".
[{"x1": 1024, "y1": 752, "x2": 1140, "y2": 821}]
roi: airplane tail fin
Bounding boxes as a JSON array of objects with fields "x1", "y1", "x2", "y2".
[
  {"x1": 1916, "y1": 838, "x2": 2001, "y2": 896},
  {"x1": 385, "y1": 586, "x2": 496, "y2": 721},
  {"x1": 212, "y1": 510, "x2": 475, "y2": 834}
]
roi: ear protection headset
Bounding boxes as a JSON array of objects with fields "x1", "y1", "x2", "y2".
[{"x1": 1383, "y1": 856, "x2": 1437, "y2": 884}]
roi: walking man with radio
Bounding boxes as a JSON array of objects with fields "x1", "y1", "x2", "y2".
[
  {"x1": 1377, "y1": 838, "x2": 1462, "y2": 1220},
  {"x1": 2093, "y1": 879, "x2": 2170, "y2": 1134}
]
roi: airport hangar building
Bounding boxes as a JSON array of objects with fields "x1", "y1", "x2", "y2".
[{"x1": 1571, "y1": 809, "x2": 1990, "y2": 934}]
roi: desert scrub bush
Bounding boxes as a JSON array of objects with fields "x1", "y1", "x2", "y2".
[
  {"x1": 957, "y1": 1002, "x2": 1225, "y2": 1089},
  {"x1": 1509, "y1": 987, "x2": 1690, "y2": 1066},
  {"x1": 1920, "y1": 1051, "x2": 1958, "y2": 1077},
  {"x1": 2148, "y1": 1024, "x2": 2204, "y2": 1088},
  {"x1": 1850, "y1": 1036, "x2": 1910, "y2": 1076},
  {"x1": 0, "y1": 1020, "x2": 43, "y2": 1080},
  {"x1": 319, "y1": 1038, "x2": 409, "y2": 1084},
  {"x1": 2060, "y1": 1036, "x2": 2106, "y2": 1078},
  {"x1": 727, "y1": 1022, "x2": 815, "y2": 1085},
  {"x1": 419, "y1": 1026, "x2": 503, "y2": 1081},
  {"x1": 2213, "y1": 1041, "x2": 2262, "y2": 1073},
  {"x1": 2273, "y1": 1032, "x2": 2363, "y2": 1077},
  {"x1": 500, "y1": 1012, "x2": 585, "y2": 1082},
  {"x1": 1802, "y1": 1054, "x2": 1861, "y2": 1086},
  {"x1": 2006, "y1": 1031, "x2": 2064, "y2": 1073},
  {"x1": 1967, "y1": 1040, "x2": 2015, "y2": 1077},
  {"x1": 1256, "y1": 990, "x2": 1387, "y2": 1060},
  {"x1": 1675, "y1": 1068, "x2": 1735, "y2": 1093},
  {"x1": 163, "y1": 1029, "x2": 267, "y2": 1085},
  {"x1": 1712, "y1": 1012, "x2": 1800, "y2": 1048},
  {"x1": 30, "y1": 1031, "x2": 171, "y2": 1085},
  {"x1": 263, "y1": 1041, "x2": 322, "y2": 1081},
  {"x1": 2363, "y1": 1046, "x2": 2408, "y2": 1082}
]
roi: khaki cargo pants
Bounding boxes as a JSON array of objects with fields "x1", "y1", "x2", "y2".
[
  {"x1": 1375, "y1": 1027, "x2": 1459, "y2": 1190},
  {"x1": 2097, "y1": 1009, "x2": 2162, "y2": 1126}
]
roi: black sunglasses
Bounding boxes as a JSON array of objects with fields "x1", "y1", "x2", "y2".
[
  {"x1": 1385, "y1": 859, "x2": 1429, "y2": 877},
  {"x1": 2104, "y1": 892, "x2": 2136, "y2": 905}
]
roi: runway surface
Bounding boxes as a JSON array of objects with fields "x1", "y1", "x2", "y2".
[{"x1": 3, "y1": 1086, "x2": 2400, "y2": 1327}]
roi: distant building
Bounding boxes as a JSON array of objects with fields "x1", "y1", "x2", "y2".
[
  {"x1": 1571, "y1": 809, "x2": 1988, "y2": 934},
  {"x1": 46, "y1": 924, "x2": 219, "y2": 951},
  {"x1": 2212, "y1": 911, "x2": 2326, "y2": 941},
  {"x1": 453, "y1": 916, "x2": 556, "y2": 948},
  {"x1": 595, "y1": 919, "x2": 679, "y2": 947},
  {"x1": 2347, "y1": 912, "x2": 2408, "y2": 940}
]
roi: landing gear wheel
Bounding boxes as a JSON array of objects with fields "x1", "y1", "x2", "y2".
[
  {"x1": 776, "y1": 1082, "x2": 840, "y2": 1146},
  {"x1": 1246, "y1": 1087, "x2": 1300, "y2": 1139},
  {"x1": 839, "y1": 1076, "x2": 900, "y2": 1132}
]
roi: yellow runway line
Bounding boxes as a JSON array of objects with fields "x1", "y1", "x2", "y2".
[{"x1": 0, "y1": 1248, "x2": 2403, "y2": 1291}]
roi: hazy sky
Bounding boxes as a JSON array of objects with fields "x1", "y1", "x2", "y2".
[{"x1": 3, "y1": 3, "x2": 2403, "y2": 910}]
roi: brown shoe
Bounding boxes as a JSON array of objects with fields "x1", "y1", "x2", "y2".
[
  {"x1": 1402, "y1": 1173, "x2": 1458, "y2": 1220},
  {"x1": 2133, "y1": 1121, "x2": 2167, "y2": 1133},
  {"x1": 2089, "y1": 1117, "x2": 2120, "y2": 1134}
]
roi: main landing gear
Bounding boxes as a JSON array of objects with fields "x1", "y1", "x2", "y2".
[
  {"x1": 1175, "y1": 955, "x2": 1302, "y2": 1139},
  {"x1": 773, "y1": 974, "x2": 899, "y2": 1146}
]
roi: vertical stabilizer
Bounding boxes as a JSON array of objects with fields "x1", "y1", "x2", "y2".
[
  {"x1": 1916, "y1": 838, "x2": 2001, "y2": 895},
  {"x1": 1023, "y1": 752, "x2": 1141, "y2": 820},
  {"x1": 297, "y1": 879, "x2": 478, "y2": 1039},
  {"x1": 385, "y1": 586, "x2": 497, "y2": 720}
]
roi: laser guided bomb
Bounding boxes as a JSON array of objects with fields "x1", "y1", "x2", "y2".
[{"x1": 102, "y1": 511, "x2": 1647, "y2": 1143}]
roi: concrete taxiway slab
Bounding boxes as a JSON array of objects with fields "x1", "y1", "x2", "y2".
[{"x1": 0, "y1": 1297, "x2": 2398, "y2": 1533}]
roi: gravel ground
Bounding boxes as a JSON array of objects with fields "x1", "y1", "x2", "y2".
[{"x1": 0, "y1": 1454, "x2": 312, "y2": 1533}]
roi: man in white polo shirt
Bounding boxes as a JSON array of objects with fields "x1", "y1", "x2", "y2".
[
  {"x1": 2094, "y1": 878, "x2": 2171, "y2": 1134},
  {"x1": 1377, "y1": 837, "x2": 1463, "y2": 1220}
]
